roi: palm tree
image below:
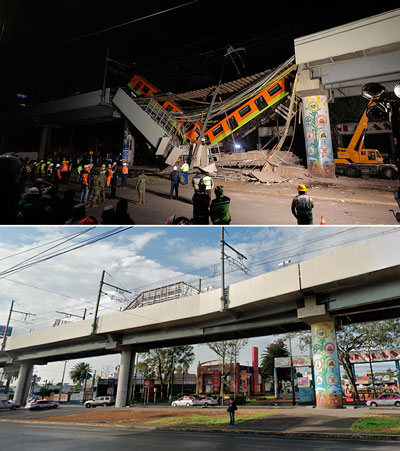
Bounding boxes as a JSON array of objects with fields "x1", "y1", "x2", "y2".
[{"x1": 69, "y1": 362, "x2": 92, "y2": 401}]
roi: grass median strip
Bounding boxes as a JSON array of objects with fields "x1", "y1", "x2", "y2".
[
  {"x1": 350, "y1": 415, "x2": 400, "y2": 434},
  {"x1": 142, "y1": 411, "x2": 274, "y2": 427}
]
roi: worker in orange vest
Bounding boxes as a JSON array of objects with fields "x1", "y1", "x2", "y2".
[
  {"x1": 121, "y1": 163, "x2": 128, "y2": 187},
  {"x1": 106, "y1": 164, "x2": 113, "y2": 187},
  {"x1": 80, "y1": 166, "x2": 90, "y2": 203}
]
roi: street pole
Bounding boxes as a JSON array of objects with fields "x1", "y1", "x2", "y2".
[
  {"x1": 288, "y1": 336, "x2": 296, "y2": 406},
  {"x1": 221, "y1": 227, "x2": 226, "y2": 312},
  {"x1": 100, "y1": 47, "x2": 110, "y2": 105},
  {"x1": 92, "y1": 270, "x2": 105, "y2": 335},
  {"x1": 1, "y1": 300, "x2": 14, "y2": 351}
]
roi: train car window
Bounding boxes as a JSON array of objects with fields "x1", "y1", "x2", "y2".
[
  {"x1": 164, "y1": 104, "x2": 174, "y2": 112},
  {"x1": 267, "y1": 83, "x2": 282, "y2": 97},
  {"x1": 212, "y1": 124, "x2": 224, "y2": 137},
  {"x1": 239, "y1": 104, "x2": 252, "y2": 117},
  {"x1": 142, "y1": 85, "x2": 150, "y2": 94},
  {"x1": 133, "y1": 81, "x2": 143, "y2": 90},
  {"x1": 255, "y1": 95, "x2": 268, "y2": 111},
  {"x1": 228, "y1": 116, "x2": 238, "y2": 130}
]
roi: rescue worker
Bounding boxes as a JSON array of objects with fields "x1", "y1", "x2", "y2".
[
  {"x1": 136, "y1": 170, "x2": 148, "y2": 204},
  {"x1": 88, "y1": 170, "x2": 101, "y2": 207},
  {"x1": 210, "y1": 186, "x2": 231, "y2": 225},
  {"x1": 98, "y1": 165, "x2": 107, "y2": 202},
  {"x1": 61, "y1": 159, "x2": 69, "y2": 183},
  {"x1": 181, "y1": 160, "x2": 189, "y2": 184},
  {"x1": 106, "y1": 164, "x2": 113, "y2": 186},
  {"x1": 192, "y1": 172, "x2": 202, "y2": 193},
  {"x1": 80, "y1": 165, "x2": 90, "y2": 204},
  {"x1": 76, "y1": 163, "x2": 83, "y2": 183},
  {"x1": 54, "y1": 164, "x2": 62, "y2": 190},
  {"x1": 40, "y1": 160, "x2": 47, "y2": 178},
  {"x1": 169, "y1": 166, "x2": 181, "y2": 200},
  {"x1": 121, "y1": 162, "x2": 129, "y2": 187},
  {"x1": 291, "y1": 184, "x2": 314, "y2": 225},
  {"x1": 192, "y1": 182, "x2": 210, "y2": 224},
  {"x1": 202, "y1": 174, "x2": 214, "y2": 198}
]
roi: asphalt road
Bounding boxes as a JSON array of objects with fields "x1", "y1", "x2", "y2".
[
  {"x1": 52, "y1": 173, "x2": 399, "y2": 226},
  {"x1": 1, "y1": 423, "x2": 400, "y2": 451}
]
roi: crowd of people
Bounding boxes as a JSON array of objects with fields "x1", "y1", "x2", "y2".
[
  {"x1": 2, "y1": 155, "x2": 136, "y2": 225},
  {"x1": 2, "y1": 153, "x2": 314, "y2": 226}
]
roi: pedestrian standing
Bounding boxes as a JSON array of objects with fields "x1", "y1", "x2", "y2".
[
  {"x1": 109, "y1": 169, "x2": 118, "y2": 199},
  {"x1": 136, "y1": 170, "x2": 148, "y2": 204},
  {"x1": 227, "y1": 397, "x2": 237, "y2": 427},
  {"x1": 210, "y1": 186, "x2": 231, "y2": 225},
  {"x1": 169, "y1": 166, "x2": 181, "y2": 200},
  {"x1": 291, "y1": 184, "x2": 314, "y2": 225},
  {"x1": 181, "y1": 160, "x2": 189, "y2": 184}
]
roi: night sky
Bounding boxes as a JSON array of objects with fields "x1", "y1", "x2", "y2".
[{"x1": 1, "y1": 1, "x2": 398, "y2": 107}]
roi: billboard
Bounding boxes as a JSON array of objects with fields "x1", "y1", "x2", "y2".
[{"x1": 0, "y1": 325, "x2": 13, "y2": 337}]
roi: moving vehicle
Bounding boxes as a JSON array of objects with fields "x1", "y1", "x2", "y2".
[
  {"x1": 25, "y1": 399, "x2": 59, "y2": 410},
  {"x1": 366, "y1": 393, "x2": 400, "y2": 407},
  {"x1": 334, "y1": 85, "x2": 398, "y2": 179},
  {"x1": 84, "y1": 396, "x2": 115, "y2": 408},
  {"x1": 171, "y1": 396, "x2": 200, "y2": 407},
  {"x1": 197, "y1": 396, "x2": 218, "y2": 406}
]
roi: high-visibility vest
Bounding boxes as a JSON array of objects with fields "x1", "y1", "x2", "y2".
[
  {"x1": 182, "y1": 163, "x2": 189, "y2": 172},
  {"x1": 122, "y1": 165, "x2": 128, "y2": 174},
  {"x1": 82, "y1": 172, "x2": 89, "y2": 186}
]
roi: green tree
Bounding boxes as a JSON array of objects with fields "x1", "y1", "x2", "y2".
[
  {"x1": 69, "y1": 362, "x2": 93, "y2": 387},
  {"x1": 140, "y1": 346, "x2": 195, "y2": 398},
  {"x1": 206, "y1": 339, "x2": 248, "y2": 402},
  {"x1": 260, "y1": 338, "x2": 290, "y2": 381}
]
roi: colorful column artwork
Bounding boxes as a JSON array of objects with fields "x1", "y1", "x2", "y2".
[
  {"x1": 311, "y1": 321, "x2": 343, "y2": 408},
  {"x1": 302, "y1": 95, "x2": 335, "y2": 178}
]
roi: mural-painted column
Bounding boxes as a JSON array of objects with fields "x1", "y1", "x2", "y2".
[
  {"x1": 302, "y1": 95, "x2": 335, "y2": 178},
  {"x1": 311, "y1": 321, "x2": 343, "y2": 408}
]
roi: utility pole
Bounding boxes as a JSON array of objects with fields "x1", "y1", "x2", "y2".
[
  {"x1": 220, "y1": 227, "x2": 248, "y2": 312},
  {"x1": 1, "y1": 300, "x2": 35, "y2": 351},
  {"x1": 288, "y1": 335, "x2": 296, "y2": 406},
  {"x1": 1, "y1": 300, "x2": 14, "y2": 351},
  {"x1": 56, "y1": 309, "x2": 87, "y2": 321},
  {"x1": 92, "y1": 271, "x2": 131, "y2": 335}
]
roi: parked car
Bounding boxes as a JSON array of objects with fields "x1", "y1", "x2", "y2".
[
  {"x1": 366, "y1": 393, "x2": 400, "y2": 407},
  {"x1": 25, "y1": 399, "x2": 59, "y2": 410},
  {"x1": 197, "y1": 396, "x2": 218, "y2": 406},
  {"x1": 171, "y1": 396, "x2": 200, "y2": 407},
  {"x1": 84, "y1": 396, "x2": 115, "y2": 408}
]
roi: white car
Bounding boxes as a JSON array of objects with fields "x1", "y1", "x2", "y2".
[
  {"x1": 84, "y1": 396, "x2": 115, "y2": 408},
  {"x1": 25, "y1": 399, "x2": 59, "y2": 410},
  {"x1": 366, "y1": 393, "x2": 400, "y2": 407},
  {"x1": 171, "y1": 396, "x2": 200, "y2": 407},
  {"x1": 197, "y1": 396, "x2": 218, "y2": 406}
]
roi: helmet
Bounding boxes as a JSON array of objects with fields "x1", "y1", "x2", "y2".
[
  {"x1": 297, "y1": 184, "x2": 307, "y2": 192},
  {"x1": 214, "y1": 185, "x2": 224, "y2": 196}
]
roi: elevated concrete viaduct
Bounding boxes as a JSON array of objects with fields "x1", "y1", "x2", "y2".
[{"x1": 1, "y1": 234, "x2": 399, "y2": 408}]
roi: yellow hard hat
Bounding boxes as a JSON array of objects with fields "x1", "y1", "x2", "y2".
[{"x1": 297, "y1": 184, "x2": 307, "y2": 192}]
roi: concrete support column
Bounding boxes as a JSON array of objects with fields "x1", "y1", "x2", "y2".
[
  {"x1": 115, "y1": 348, "x2": 136, "y2": 408},
  {"x1": 298, "y1": 294, "x2": 343, "y2": 408},
  {"x1": 13, "y1": 362, "x2": 34, "y2": 406},
  {"x1": 274, "y1": 367, "x2": 279, "y2": 398},
  {"x1": 296, "y1": 68, "x2": 335, "y2": 178},
  {"x1": 310, "y1": 321, "x2": 343, "y2": 408},
  {"x1": 395, "y1": 360, "x2": 400, "y2": 390}
]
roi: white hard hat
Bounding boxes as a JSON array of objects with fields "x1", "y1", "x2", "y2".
[{"x1": 173, "y1": 166, "x2": 177, "y2": 170}]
